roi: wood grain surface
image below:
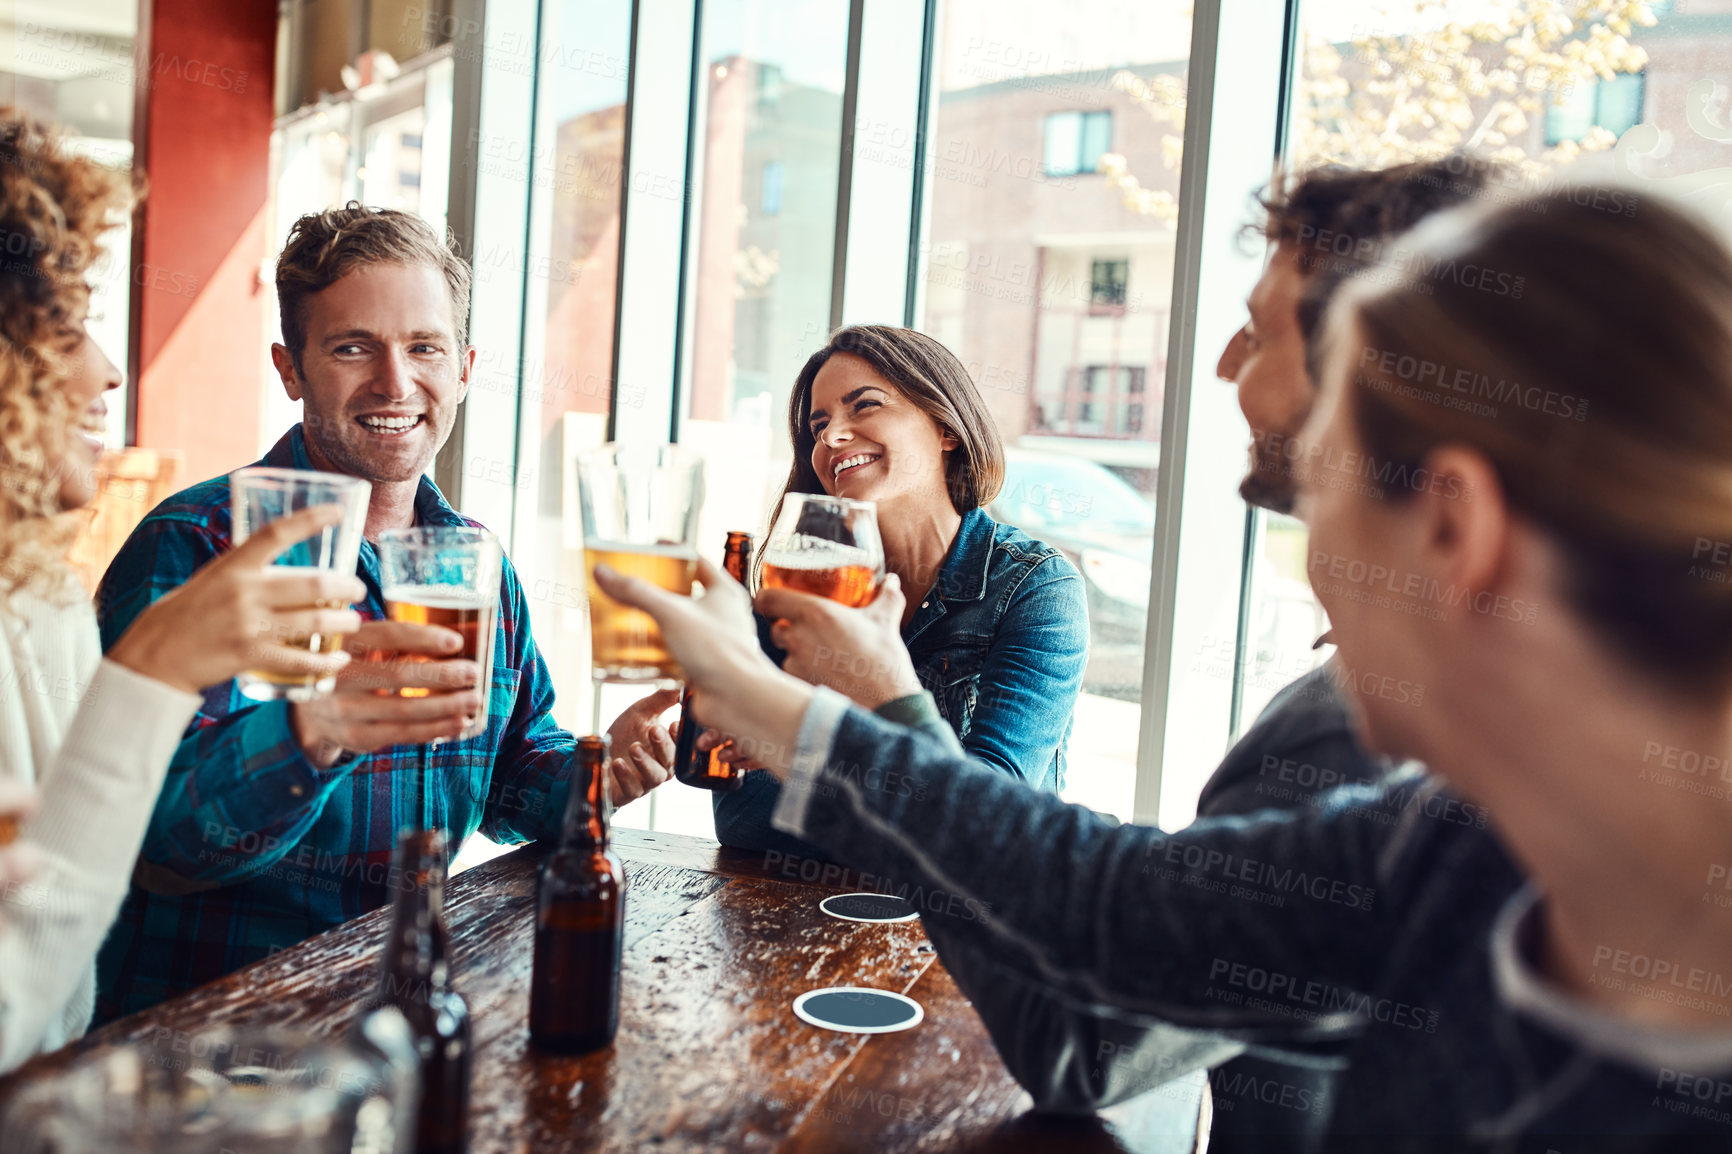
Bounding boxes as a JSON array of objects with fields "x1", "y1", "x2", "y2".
[{"x1": 0, "y1": 828, "x2": 1202, "y2": 1152}]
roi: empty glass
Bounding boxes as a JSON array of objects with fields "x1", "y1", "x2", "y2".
[
  {"x1": 230, "y1": 467, "x2": 371, "y2": 702},
  {"x1": 0, "y1": 1024, "x2": 416, "y2": 1154}
]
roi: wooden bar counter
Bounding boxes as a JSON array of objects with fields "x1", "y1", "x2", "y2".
[{"x1": 0, "y1": 830, "x2": 1204, "y2": 1152}]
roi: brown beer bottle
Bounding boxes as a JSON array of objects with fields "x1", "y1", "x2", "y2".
[
  {"x1": 360, "y1": 828, "x2": 472, "y2": 1154},
  {"x1": 672, "y1": 531, "x2": 754, "y2": 791},
  {"x1": 530, "y1": 735, "x2": 625, "y2": 1053}
]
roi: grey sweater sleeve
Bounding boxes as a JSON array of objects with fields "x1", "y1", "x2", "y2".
[
  {"x1": 711, "y1": 693, "x2": 962, "y2": 861},
  {"x1": 775, "y1": 702, "x2": 1405, "y2": 1108}
]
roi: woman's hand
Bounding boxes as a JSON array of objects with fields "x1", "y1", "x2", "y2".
[
  {"x1": 108, "y1": 505, "x2": 366, "y2": 696},
  {"x1": 756, "y1": 573, "x2": 923, "y2": 711},
  {"x1": 591, "y1": 558, "x2": 809, "y2": 775}
]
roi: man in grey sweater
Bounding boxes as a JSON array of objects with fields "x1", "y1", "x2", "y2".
[{"x1": 761, "y1": 157, "x2": 1500, "y2": 1148}]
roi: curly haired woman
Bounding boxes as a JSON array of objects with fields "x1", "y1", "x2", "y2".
[{"x1": 0, "y1": 112, "x2": 365, "y2": 1072}]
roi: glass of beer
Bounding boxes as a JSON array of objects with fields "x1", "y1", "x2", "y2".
[
  {"x1": 375, "y1": 527, "x2": 503, "y2": 742},
  {"x1": 575, "y1": 444, "x2": 705, "y2": 684},
  {"x1": 761, "y1": 494, "x2": 884, "y2": 607},
  {"x1": 230, "y1": 468, "x2": 370, "y2": 702}
]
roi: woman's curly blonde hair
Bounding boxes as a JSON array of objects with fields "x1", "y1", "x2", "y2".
[{"x1": 0, "y1": 111, "x2": 134, "y2": 602}]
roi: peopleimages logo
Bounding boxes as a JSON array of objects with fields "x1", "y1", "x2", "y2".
[
  {"x1": 1358, "y1": 346, "x2": 1590, "y2": 422},
  {"x1": 1294, "y1": 224, "x2": 1526, "y2": 298}
]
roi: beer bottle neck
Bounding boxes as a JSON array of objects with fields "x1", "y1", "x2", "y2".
[
  {"x1": 723, "y1": 533, "x2": 753, "y2": 586},
  {"x1": 561, "y1": 752, "x2": 610, "y2": 850},
  {"x1": 376, "y1": 829, "x2": 452, "y2": 997}
]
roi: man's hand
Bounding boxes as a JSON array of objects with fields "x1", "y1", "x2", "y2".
[
  {"x1": 756, "y1": 573, "x2": 923, "y2": 711},
  {"x1": 591, "y1": 558, "x2": 808, "y2": 776},
  {"x1": 604, "y1": 687, "x2": 681, "y2": 804},
  {"x1": 290, "y1": 620, "x2": 481, "y2": 769}
]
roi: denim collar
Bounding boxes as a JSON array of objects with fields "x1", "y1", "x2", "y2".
[
  {"x1": 931, "y1": 506, "x2": 996, "y2": 604},
  {"x1": 263, "y1": 424, "x2": 468, "y2": 529}
]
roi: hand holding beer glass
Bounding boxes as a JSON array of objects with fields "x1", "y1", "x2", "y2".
[
  {"x1": 374, "y1": 528, "x2": 502, "y2": 832},
  {"x1": 576, "y1": 445, "x2": 705, "y2": 685},
  {"x1": 760, "y1": 494, "x2": 884, "y2": 606},
  {"x1": 229, "y1": 468, "x2": 370, "y2": 702},
  {"x1": 694, "y1": 495, "x2": 886, "y2": 769},
  {"x1": 375, "y1": 528, "x2": 503, "y2": 743}
]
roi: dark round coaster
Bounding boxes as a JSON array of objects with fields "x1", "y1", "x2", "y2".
[
  {"x1": 792, "y1": 988, "x2": 924, "y2": 1034},
  {"x1": 819, "y1": 892, "x2": 919, "y2": 923}
]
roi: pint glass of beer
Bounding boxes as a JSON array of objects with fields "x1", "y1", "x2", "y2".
[
  {"x1": 575, "y1": 444, "x2": 704, "y2": 684},
  {"x1": 230, "y1": 468, "x2": 370, "y2": 702},
  {"x1": 375, "y1": 527, "x2": 503, "y2": 741},
  {"x1": 761, "y1": 494, "x2": 884, "y2": 608}
]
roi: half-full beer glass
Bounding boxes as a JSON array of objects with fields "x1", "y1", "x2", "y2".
[
  {"x1": 576, "y1": 444, "x2": 704, "y2": 683},
  {"x1": 376, "y1": 527, "x2": 503, "y2": 742},
  {"x1": 230, "y1": 468, "x2": 370, "y2": 702},
  {"x1": 761, "y1": 494, "x2": 884, "y2": 607}
]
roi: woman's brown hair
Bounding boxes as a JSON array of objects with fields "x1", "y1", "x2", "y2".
[
  {"x1": 766, "y1": 325, "x2": 1004, "y2": 558},
  {"x1": 1333, "y1": 186, "x2": 1732, "y2": 692},
  {"x1": 0, "y1": 111, "x2": 133, "y2": 601}
]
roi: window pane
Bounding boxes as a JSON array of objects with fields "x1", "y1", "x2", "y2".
[
  {"x1": 1090, "y1": 257, "x2": 1129, "y2": 305},
  {"x1": 1080, "y1": 109, "x2": 1113, "y2": 172},
  {"x1": 264, "y1": 60, "x2": 456, "y2": 449},
  {"x1": 9, "y1": 8, "x2": 138, "y2": 454},
  {"x1": 1546, "y1": 81, "x2": 1596, "y2": 146},
  {"x1": 1044, "y1": 110, "x2": 1083, "y2": 175},
  {"x1": 507, "y1": 0, "x2": 632, "y2": 767},
  {"x1": 1595, "y1": 72, "x2": 1645, "y2": 138},
  {"x1": 921, "y1": 0, "x2": 1193, "y2": 821},
  {"x1": 1246, "y1": 0, "x2": 1721, "y2": 737},
  {"x1": 669, "y1": 0, "x2": 850, "y2": 838}
]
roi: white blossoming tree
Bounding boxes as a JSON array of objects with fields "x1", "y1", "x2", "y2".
[{"x1": 1101, "y1": 0, "x2": 1657, "y2": 221}]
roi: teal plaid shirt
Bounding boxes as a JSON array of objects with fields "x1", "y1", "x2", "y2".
[{"x1": 93, "y1": 426, "x2": 575, "y2": 1021}]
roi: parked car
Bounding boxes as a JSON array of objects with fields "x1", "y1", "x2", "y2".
[
  {"x1": 989, "y1": 448, "x2": 1330, "y2": 705},
  {"x1": 988, "y1": 449, "x2": 1156, "y2": 698}
]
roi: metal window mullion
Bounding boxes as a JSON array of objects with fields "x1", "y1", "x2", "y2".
[
  {"x1": 901, "y1": 0, "x2": 941, "y2": 329},
  {"x1": 836, "y1": 0, "x2": 933, "y2": 329},
  {"x1": 507, "y1": 0, "x2": 565, "y2": 559},
  {"x1": 1225, "y1": 0, "x2": 1307, "y2": 741},
  {"x1": 613, "y1": 0, "x2": 700, "y2": 447},
  {"x1": 437, "y1": 0, "x2": 540, "y2": 534}
]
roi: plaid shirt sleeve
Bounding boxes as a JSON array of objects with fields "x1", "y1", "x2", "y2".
[
  {"x1": 477, "y1": 559, "x2": 574, "y2": 846},
  {"x1": 95, "y1": 507, "x2": 368, "y2": 887}
]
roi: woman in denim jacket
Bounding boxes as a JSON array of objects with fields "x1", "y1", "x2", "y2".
[
  {"x1": 606, "y1": 190, "x2": 1732, "y2": 1145},
  {"x1": 711, "y1": 325, "x2": 1088, "y2": 858}
]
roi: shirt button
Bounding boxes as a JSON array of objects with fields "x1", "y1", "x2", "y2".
[
  {"x1": 289, "y1": 785, "x2": 304, "y2": 797},
  {"x1": 921, "y1": 601, "x2": 929, "y2": 608}
]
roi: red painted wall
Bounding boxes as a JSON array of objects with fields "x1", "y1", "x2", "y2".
[{"x1": 132, "y1": 0, "x2": 277, "y2": 486}]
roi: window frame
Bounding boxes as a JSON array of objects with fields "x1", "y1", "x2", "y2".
[{"x1": 440, "y1": 0, "x2": 1300, "y2": 831}]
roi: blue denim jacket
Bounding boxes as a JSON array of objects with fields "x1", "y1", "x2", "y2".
[{"x1": 712, "y1": 506, "x2": 1088, "y2": 858}]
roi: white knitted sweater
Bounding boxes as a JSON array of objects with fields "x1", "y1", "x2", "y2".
[{"x1": 0, "y1": 589, "x2": 200, "y2": 1073}]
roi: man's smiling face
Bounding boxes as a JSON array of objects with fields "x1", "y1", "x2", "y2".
[{"x1": 272, "y1": 261, "x2": 474, "y2": 484}]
